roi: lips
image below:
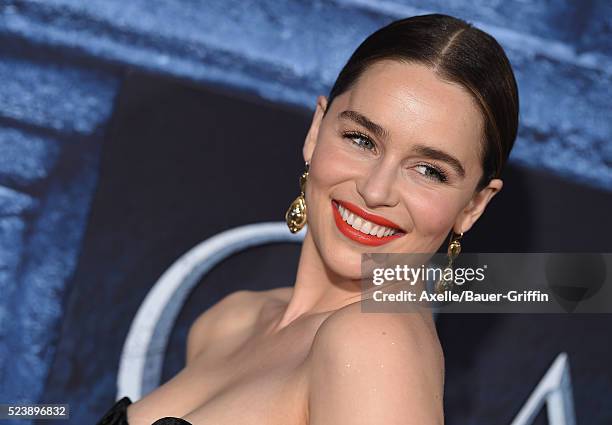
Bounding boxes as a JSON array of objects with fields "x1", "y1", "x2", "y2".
[
  {"x1": 337, "y1": 200, "x2": 404, "y2": 230},
  {"x1": 331, "y1": 199, "x2": 405, "y2": 247}
]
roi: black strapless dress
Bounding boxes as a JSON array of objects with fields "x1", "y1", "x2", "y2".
[{"x1": 96, "y1": 396, "x2": 193, "y2": 425}]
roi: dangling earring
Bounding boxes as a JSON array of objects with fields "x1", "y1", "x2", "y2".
[
  {"x1": 435, "y1": 231, "x2": 463, "y2": 293},
  {"x1": 285, "y1": 161, "x2": 309, "y2": 233}
]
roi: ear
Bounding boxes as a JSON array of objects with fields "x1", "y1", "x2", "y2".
[
  {"x1": 303, "y1": 95, "x2": 328, "y2": 163},
  {"x1": 454, "y1": 178, "x2": 503, "y2": 234}
]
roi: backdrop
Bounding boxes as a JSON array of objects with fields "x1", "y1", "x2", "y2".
[{"x1": 0, "y1": 1, "x2": 610, "y2": 424}]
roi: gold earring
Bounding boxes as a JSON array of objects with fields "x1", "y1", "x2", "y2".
[
  {"x1": 285, "y1": 161, "x2": 309, "y2": 233},
  {"x1": 435, "y1": 231, "x2": 463, "y2": 293}
]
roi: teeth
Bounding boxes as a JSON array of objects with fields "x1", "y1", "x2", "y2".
[
  {"x1": 336, "y1": 203, "x2": 400, "y2": 238},
  {"x1": 361, "y1": 221, "x2": 372, "y2": 234}
]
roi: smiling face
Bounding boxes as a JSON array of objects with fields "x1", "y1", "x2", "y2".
[{"x1": 302, "y1": 60, "x2": 502, "y2": 279}]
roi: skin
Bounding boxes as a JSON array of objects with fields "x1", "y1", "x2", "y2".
[{"x1": 126, "y1": 60, "x2": 503, "y2": 425}]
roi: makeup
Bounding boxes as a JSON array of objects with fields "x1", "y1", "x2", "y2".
[{"x1": 331, "y1": 199, "x2": 405, "y2": 247}]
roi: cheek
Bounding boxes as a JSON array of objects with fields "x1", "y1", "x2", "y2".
[
  {"x1": 402, "y1": 188, "x2": 463, "y2": 235},
  {"x1": 307, "y1": 137, "x2": 356, "y2": 192}
]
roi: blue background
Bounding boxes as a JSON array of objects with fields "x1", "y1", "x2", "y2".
[{"x1": 0, "y1": 1, "x2": 610, "y2": 424}]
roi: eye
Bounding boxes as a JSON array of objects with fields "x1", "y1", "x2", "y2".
[
  {"x1": 414, "y1": 163, "x2": 448, "y2": 183},
  {"x1": 343, "y1": 131, "x2": 376, "y2": 152}
]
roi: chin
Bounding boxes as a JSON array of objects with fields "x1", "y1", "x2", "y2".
[
  {"x1": 325, "y1": 245, "x2": 365, "y2": 281},
  {"x1": 318, "y1": 212, "x2": 389, "y2": 281}
]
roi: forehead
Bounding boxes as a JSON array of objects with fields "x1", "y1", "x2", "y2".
[{"x1": 339, "y1": 60, "x2": 483, "y2": 158}]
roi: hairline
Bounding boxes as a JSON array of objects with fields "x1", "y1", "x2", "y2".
[{"x1": 324, "y1": 56, "x2": 491, "y2": 191}]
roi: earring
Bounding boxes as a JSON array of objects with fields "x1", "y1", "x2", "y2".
[
  {"x1": 285, "y1": 161, "x2": 309, "y2": 233},
  {"x1": 435, "y1": 231, "x2": 463, "y2": 293}
]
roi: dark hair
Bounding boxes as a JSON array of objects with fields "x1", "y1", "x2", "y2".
[{"x1": 324, "y1": 13, "x2": 519, "y2": 191}]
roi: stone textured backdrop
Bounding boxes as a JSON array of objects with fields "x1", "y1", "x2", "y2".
[{"x1": 0, "y1": 1, "x2": 610, "y2": 424}]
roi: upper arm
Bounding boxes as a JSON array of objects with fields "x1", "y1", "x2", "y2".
[
  {"x1": 185, "y1": 289, "x2": 256, "y2": 364},
  {"x1": 307, "y1": 308, "x2": 444, "y2": 425}
]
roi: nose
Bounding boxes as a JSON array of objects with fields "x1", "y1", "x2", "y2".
[{"x1": 356, "y1": 159, "x2": 400, "y2": 209}]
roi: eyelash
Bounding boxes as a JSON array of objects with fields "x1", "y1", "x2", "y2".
[
  {"x1": 343, "y1": 131, "x2": 376, "y2": 152},
  {"x1": 341, "y1": 130, "x2": 449, "y2": 183}
]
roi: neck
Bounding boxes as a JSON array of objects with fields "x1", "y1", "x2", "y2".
[
  {"x1": 273, "y1": 230, "x2": 361, "y2": 331},
  {"x1": 272, "y1": 231, "x2": 436, "y2": 333}
]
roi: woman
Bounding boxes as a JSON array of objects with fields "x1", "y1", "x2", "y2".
[{"x1": 97, "y1": 12, "x2": 518, "y2": 425}]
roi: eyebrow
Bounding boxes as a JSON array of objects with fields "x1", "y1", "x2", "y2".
[
  {"x1": 411, "y1": 144, "x2": 466, "y2": 178},
  {"x1": 338, "y1": 110, "x2": 390, "y2": 141},
  {"x1": 338, "y1": 109, "x2": 466, "y2": 178}
]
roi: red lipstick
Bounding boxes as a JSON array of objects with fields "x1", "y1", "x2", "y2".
[{"x1": 331, "y1": 199, "x2": 405, "y2": 247}]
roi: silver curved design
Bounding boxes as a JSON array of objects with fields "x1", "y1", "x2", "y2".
[
  {"x1": 117, "y1": 221, "x2": 306, "y2": 400},
  {"x1": 511, "y1": 352, "x2": 576, "y2": 425}
]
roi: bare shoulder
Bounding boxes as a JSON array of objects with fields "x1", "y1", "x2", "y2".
[
  {"x1": 307, "y1": 302, "x2": 444, "y2": 424},
  {"x1": 310, "y1": 302, "x2": 444, "y2": 380},
  {"x1": 186, "y1": 289, "x2": 262, "y2": 363},
  {"x1": 264, "y1": 285, "x2": 294, "y2": 302},
  {"x1": 186, "y1": 287, "x2": 293, "y2": 363}
]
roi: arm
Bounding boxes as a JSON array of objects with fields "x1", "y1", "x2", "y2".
[{"x1": 307, "y1": 307, "x2": 444, "y2": 425}]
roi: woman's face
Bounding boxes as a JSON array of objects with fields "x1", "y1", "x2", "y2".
[{"x1": 302, "y1": 60, "x2": 502, "y2": 279}]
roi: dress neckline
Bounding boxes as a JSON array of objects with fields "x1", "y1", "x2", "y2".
[{"x1": 100, "y1": 396, "x2": 193, "y2": 425}]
